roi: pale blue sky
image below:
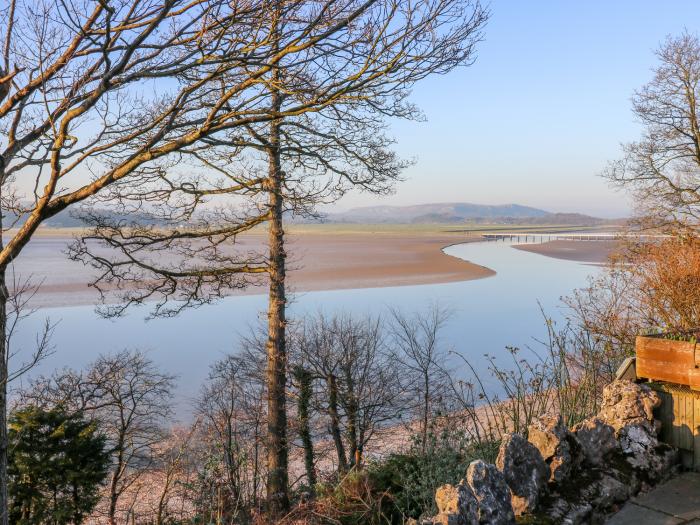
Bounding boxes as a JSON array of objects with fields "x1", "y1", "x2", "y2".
[{"x1": 336, "y1": 1, "x2": 700, "y2": 218}]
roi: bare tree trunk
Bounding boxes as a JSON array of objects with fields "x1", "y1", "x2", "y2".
[
  {"x1": 327, "y1": 374, "x2": 347, "y2": 473},
  {"x1": 0, "y1": 155, "x2": 8, "y2": 525},
  {"x1": 108, "y1": 472, "x2": 119, "y2": 525},
  {"x1": 108, "y1": 439, "x2": 125, "y2": 525},
  {"x1": 422, "y1": 371, "x2": 430, "y2": 454},
  {"x1": 293, "y1": 366, "x2": 316, "y2": 492},
  {"x1": 265, "y1": 86, "x2": 289, "y2": 514},
  {"x1": 344, "y1": 370, "x2": 359, "y2": 468},
  {"x1": 0, "y1": 264, "x2": 8, "y2": 525}
]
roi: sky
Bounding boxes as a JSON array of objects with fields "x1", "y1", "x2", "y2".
[{"x1": 333, "y1": 0, "x2": 700, "y2": 218}]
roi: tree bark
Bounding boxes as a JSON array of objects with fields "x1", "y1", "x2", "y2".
[
  {"x1": 265, "y1": 84, "x2": 289, "y2": 514},
  {"x1": 0, "y1": 154, "x2": 8, "y2": 525},
  {"x1": 344, "y1": 368, "x2": 359, "y2": 468},
  {"x1": 422, "y1": 371, "x2": 430, "y2": 454},
  {"x1": 327, "y1": 374, "x2": 347, "y2": 473},
  {"x1": 0, "y1": 265, "x2": 8, "y2": 525},
  {"x1": 294, "y1": 366, "x2": 316, "y2": 492}
]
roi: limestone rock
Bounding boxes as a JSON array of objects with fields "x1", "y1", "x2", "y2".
[
  {"x1": 572, "y1": 417, "x2": 617, "y2": 466},
  {"x1": 618, "y1": 424, "x2": 678, "y2": 480},
  {"x1": 561, "y1": 502, "x2": 593, "y2": 525},
  {"x1": 495, "y1": 433, "x2": 547, "y2": 515},
  {"x1": 597, "y1": 380, "x2": 661, "y2": 433},
  {"x1": 465, "y1": 460, "x2": 515, "y2": 525},
  {"x1": 589, "y1": 474, "x2": 630, "y2": 509},
  {"x1": 542, "y1": 498, "x2": 593, "y2": 525},
  {"x1": 434, "y1": 483, "x2": 478, "y2": 525},
  {"x1": 431, "y1": 514, "x2": 474, "y2": 525},
  {"x1": 527, "y1": 415, "x2": 580, "y2": 484},
  {"x1": 566, "y1": 471, "x2": 630, "y2": 516}
]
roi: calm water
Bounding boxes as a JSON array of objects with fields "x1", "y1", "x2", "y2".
[{"x1": 13, "y1": 240, "x2": 598, "y2": 416}]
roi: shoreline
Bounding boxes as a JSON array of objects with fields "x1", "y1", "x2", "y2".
[
  {"x1": 513, "y1": 239, "x2": 619, "y2": 264},
  {"x1": 20, "y1": 231, "x2": 496, "y2": 309}
]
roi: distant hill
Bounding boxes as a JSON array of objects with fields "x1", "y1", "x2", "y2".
[
  {"x1": 324, "y1": 203, "x2": 604, "y2": 225},
  {"x1": 19, "y1": 202, "x2": 605, "y2": 228},
  {"x1": 10, "y1": 208, "x2": 166, "y2": 228}
]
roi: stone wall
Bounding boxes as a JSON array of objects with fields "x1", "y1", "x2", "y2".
[{"x1": 423, "y1": 380, "x2": 679, "y2": 525}]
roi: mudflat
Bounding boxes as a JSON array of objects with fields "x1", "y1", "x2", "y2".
[
  {"x1": 18, "y1": 228, "x2": 495, "y2": 308},
  {"x1": 513, "y1": 239, "x2": 619, "y2": 264}
]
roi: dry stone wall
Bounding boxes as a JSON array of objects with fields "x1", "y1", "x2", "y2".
[{"x1": 424, "y1": 380, "x2": 679, "y2": 525}]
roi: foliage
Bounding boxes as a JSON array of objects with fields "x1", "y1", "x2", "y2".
[
  {"x1": 314, "y1": 470, "x2": 394, "y2": 525},
  {"x1": 642, "y1": 329, "x2": 698, "y2": 343},
  {"x1": 604, "y1": 31, "x2": 700, "y2": 228},
  {"x1": 368, "y1": 429, "x2": 499, "y2": 523},
  {"x1": 21, "y1": 350, "x2": 175, "y2": 524},
  {"x1": 449, "y1": 312, "x2": 619, "y2": 447},
  {"x1": 568, "y1": 235, "x2": 700, "y2": 352},
  {"x1": 8, "y1": 406, "x2": 109, "y2": 525}
]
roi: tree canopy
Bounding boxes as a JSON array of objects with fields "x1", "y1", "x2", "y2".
[{"x1": 8, "y1": 406, "x2": 109, "y2": 525}]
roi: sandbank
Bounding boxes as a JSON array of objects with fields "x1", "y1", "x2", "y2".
[
  {"x1": 513, "y1": 240, "x2": 619, "y2": 264},
  {"x1": 19, "y1": 229, "x2": 495, "y2": 308}
]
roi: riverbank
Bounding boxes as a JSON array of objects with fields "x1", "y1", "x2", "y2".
[
  {"x1": 513, "y1": 239, "x2": 619, "y2": 264},
  {"x1": 19, "y1": 229, "x2": 495, "y2": 308}
]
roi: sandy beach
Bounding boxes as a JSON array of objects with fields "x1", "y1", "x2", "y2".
[
  {"x1": 18, "y1": 229, "x2": 495, "y2": 309},
  {"x1": 513, "y1": 239, "x2": 619, "y2": 264}
]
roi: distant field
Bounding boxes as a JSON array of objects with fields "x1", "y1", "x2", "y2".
[
  {"x1": 29, "y1": 222, "x2": 616, "y2": 237},
  {"x1": 285, "y1": 222, "x2": 616, "y2": 235}
]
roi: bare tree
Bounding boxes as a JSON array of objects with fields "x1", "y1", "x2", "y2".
[
  {"x1": 154, "y1": 426, "x2": 198, "y2": 525},
  {"x1": 605, "y1": 32, "x2": 700, "y2": 228},
  {"x1": 291, "y1": 363, "x2": 317, "y2": 494},
  {"x1": 294, "y1": 313, "x2": 404, "y2": 474},
  {"x1": 20, "y1": 350, "x2": 175, "y2": 525},
  {"x1": 64, "y1": 0, "x2": 488, "y2": 512},
  {"x1": 568, "y1": 234, "x2": 700, "y2": 348},
  {"x1": 195, "y1": 346, "x2": 267, "y2": 521},
  {"x1": 389, "y1": 305, "x2": 450, "y2": 454},
  {"x1": 0, "y1": 1, "x2": 315, "y2": 519}
]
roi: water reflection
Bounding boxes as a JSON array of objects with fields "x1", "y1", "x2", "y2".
[{"x1": 14, "y1": 240, "x2": 599, "y2": 416}]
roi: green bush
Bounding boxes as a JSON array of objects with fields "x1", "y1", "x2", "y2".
[
  {"x1": 9, "y1": 406, "x2": 109, "y2": 525},
  {"x1": 368, "y1": 428, "x2": 499, "y2": 523}
]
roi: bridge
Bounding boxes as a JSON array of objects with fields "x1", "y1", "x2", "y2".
[{"x1": 476, "y1": 232, "x2": 669, "y2": 242}]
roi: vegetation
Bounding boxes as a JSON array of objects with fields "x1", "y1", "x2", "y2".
[
  {"x1": 8, "y1": 407, "x2": 109, "y2": 525},
  {"x1": 1, "y1": 3, "x2": 699, "y2": 524}
]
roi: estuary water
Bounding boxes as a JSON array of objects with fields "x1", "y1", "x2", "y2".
[{"x1": 13, "y1": 240, "x2": 599, "y2": 416}]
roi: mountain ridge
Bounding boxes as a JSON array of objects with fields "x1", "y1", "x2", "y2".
[{"x1": 323, "y1": 202, "x2": 604, "y2": 224}]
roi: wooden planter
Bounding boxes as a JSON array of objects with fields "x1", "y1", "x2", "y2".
[
  {"x1": 635, "y1": 333, "x2": 700, "y2": 390},
  {"x1": 635, "y1": 332, "x2": 700, "y2": 470},
  {"x1": 650, "y1": 382, "x2": 700, "y2": 471}
]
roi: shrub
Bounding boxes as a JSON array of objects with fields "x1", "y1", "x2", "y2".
[
  {"x1": 9, "y1": 406, "x2": 109, "y2": 525},
  {"x1": 369, "y1": 428, "x2": 499, "y2": 523}
]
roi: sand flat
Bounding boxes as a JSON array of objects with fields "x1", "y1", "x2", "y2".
[
  {"x1": 513, "y1": 239, "x2": 619, "y2": 264},
  {"x1": 18, "y1": 230, "x2": 495, "y2": 308}
]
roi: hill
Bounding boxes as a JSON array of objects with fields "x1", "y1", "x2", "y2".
[{"x1": 324, "y1": 203, "x2": 603, "y2": 225}]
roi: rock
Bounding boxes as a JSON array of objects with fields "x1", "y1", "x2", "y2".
[
  {"x1": 573, "y1": 417, "x2": 617, "y2": 466},
  {"x1": 541, "y1": 498, "x2": 593, "y2": 525},
  {"x1": 465, "y1": 460, "x2": 515, "y2": 525},
  {"x1": 431, "y1": 514, "x2": 474, "y2": 525},
  {"x1": 527, "y1": 415, "x2": 580, "y2": 484},
  {"x1": 618, "y1": 424, "x2": 678, "y2": 480},
  {"x1": 495, "y1": 433, "x2": 547, "y2": 515},
  {"x1": 618, "y1": 424, "x2": 658, "y2": 469},
  {"x1": 599, "y1": 476, "x2": 627, "y2": 505},
  {"x1": 597, "y1": 380, "x2": 661, "y2": 433},
  {"x1": 589, "y1": 474, "x2": 630, "y2": 509},
  {"x1": 434, "y1": 483, "x2": 478, "y2": 525},
  {"x1": 561, "y1": 502, "x2": 593, "y2": 525}
]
